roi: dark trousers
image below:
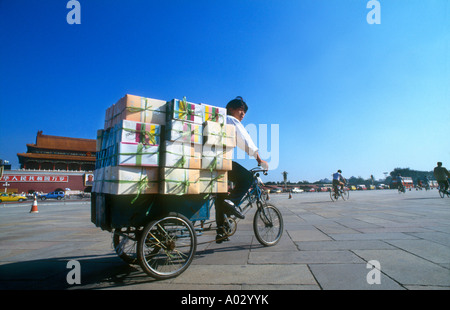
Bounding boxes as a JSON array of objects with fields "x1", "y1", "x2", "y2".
[{"x1": 215, "y1": 161, "x2": 253, "y2": 228}]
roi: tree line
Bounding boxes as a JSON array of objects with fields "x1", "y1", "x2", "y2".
[{"x1": 266, "y1": 168, "x2": 435, "y2": 187}]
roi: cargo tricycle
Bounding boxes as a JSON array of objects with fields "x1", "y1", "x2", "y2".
[{"x1": 91, "y1": 167, "x2": 283, "y2": 280}]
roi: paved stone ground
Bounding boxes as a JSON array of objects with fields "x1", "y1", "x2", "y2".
[{"x1": 0, "y1": 189, "x2": 449, "y2": 290}]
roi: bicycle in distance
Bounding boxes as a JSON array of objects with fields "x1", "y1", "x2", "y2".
[
  {"x1": 398, "y1": 184, "x2": 406, "y2": 194},
  {"x1": 101, "y1": 167, "x2": 284, "y2": 280},
  {"x1": 438, "y1": 180, "x2": 450, "y2": 198},
  {"x1": 330, "y1": 184, "x2": 349, "y2": 202}
]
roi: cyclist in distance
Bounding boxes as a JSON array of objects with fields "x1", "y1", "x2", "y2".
[
  {"x1": 397, "y1": 174, "x2": 405, "y2": 192},
  {"x1": 332, "y1": 170, "x2": 346, "y2": 195},
  {"x1": 215, "y1": 96, "x2": 269, "y2": 243},
  {"x1": 434, "y1": 162, "x2": 450, "y2": 194}
]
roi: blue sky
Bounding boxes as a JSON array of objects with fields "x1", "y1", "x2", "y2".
[{"x1": 0, "y1": 0, "x2": 449, "y2": 183}]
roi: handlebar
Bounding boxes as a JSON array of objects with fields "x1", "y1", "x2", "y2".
[{"x1": 250, "y1": 167, "x2": 268, "y2": 176}]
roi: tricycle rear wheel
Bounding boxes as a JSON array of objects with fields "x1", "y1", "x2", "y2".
[
  {"x1": 137, "y1": 212, "x2": 197, "y2": 280},
  {"x1": 113, "y1": 227, "x2": 139, "y2": 265}
]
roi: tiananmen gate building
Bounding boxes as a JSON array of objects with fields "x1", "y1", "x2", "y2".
[{"x1": 1, "y1": 131, "x2": 96, "y2": 194}]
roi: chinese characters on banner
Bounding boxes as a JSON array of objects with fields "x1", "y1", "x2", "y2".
[{"x1": 0, "y1": 175, "x2": 69, "y2": 182}]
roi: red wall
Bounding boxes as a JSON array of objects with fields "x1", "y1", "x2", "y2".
[{"x1": 1, "y1": 171, "x2": 91, "y2": 193}]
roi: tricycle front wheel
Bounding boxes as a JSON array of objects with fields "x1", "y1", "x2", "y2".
[
  {"x1": 253, "y1": 203, "x2": 284, "y2": 246},
  {"x1": 137, "y1": 212, "x2": 197, "y2": 280}
]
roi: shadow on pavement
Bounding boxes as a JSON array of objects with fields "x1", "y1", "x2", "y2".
[{"x1": 0, "y1": 254, "x2": 162, "y2": 290}]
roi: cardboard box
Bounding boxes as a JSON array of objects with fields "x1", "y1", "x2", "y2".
[
  {"x1": 113, "y1": 94, "x2": 167, "y2": 126},
  {"x1": 101, "y1": 127, "x2": 113, "y2": 151},
  {"x1": 92, "y1": 167, "x2": 104, "y2": 193},
  {"x1": 92, "y1": 166, "x2": 111, "y2": 194},
  {"x1": 167, "y1": 98, "x2": 204, "y2": 124},
  {"x1": 199, "y1": 170, "x2": 228, "y2": 194},
  {"x1": 161, "y1": 141, "x2": 201, "y2": 169},
  {"x1": 104, "y1": 105, "x2": 115, "y2": 129},
  {"x1": 107, "y1": 166, "x2": 159, "y2": 195},
  {"x1": 201, "y1": 145, "x2": 233, "y2": 171},
  {"x1": 117, "y1": 142, "x2": 159, "y2": 167},
  {"x1": 203, "y1": 121, "x2": 236, "y2": 147},
  {"x1": 202, "y1": 104, "x2": 226, "y2": 124},
  {"x1": 165, "y1": 119, "x2": 203, "y2": 144},
  {"x1": 115, "y1": 120, "x2": 161, "y2": 146},
  {"x1": 96, "y1": 129, "x2": 104, "y2": 152},
  {"x1": 96, "y1": 144, "x2": 117, "y2": 169},
  {"x1": 98, "y1": 144, "x2": 117, "y2": 168},
  {"x1": 102, "y1": 166, "x2": 112, "y2": 194},
  {"x1": 160, "y1": 167, "x2": 200, "y2": 195}
]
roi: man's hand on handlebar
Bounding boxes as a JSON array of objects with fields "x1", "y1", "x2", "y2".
[
  {"x1": 257, "y1": 159, "x2": 269, "y2": 170},
  {"x1": 255, "y1": 153, "x2": 268, "y2": 170},
  {"x1": 252, "y1": 167, "x2": 268, "y2": 176}
]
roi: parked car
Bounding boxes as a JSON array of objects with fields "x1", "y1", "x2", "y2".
[
  {"x1": 292, "y1": 188, "x2": 304, "y2": 193},
  {"x1": 377, "y1": 184, "x2": 389, "y2": 189},
  {"x1": 0, "y1": 193, "x2": 28, "y2": 202},
  {"x1": 39, "y1": 191, "x2": 65, "y2": 200},
  {"x1": 357, "y1": 185, "x2": 367, "y2": 190}
]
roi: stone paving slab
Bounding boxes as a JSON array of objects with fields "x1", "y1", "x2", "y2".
[
  {"x1": 329, "y1": 232, "x2": 419, "y2": 241},
  {"x1": 248, "y1": 250, "x2": 364, "y2": 264},
  {"x1": 308, "y1": 263, "x2": 404, "y2": 290},
  {"x1": 353, "y1": 249, "x2": 450, "y2": 287},
  {"x1": 170, "y1": 264, "x2": 317, "y2": 286},
  {"x1": 386, "y1": 239, "x2": 450, "y2": 265},
  {"x1": 288, "y1": 229, "x2": 333, "y2": 242},
  {"x1": 295, "y1": 240, "x2": 397, "y2": 251}
]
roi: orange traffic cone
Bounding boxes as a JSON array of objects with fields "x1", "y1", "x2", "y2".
[{"x1": 30, "y1": 196, "x2": 39, "y2": 213}]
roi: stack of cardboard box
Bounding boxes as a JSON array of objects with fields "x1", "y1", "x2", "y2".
[
  {"x1": 93, "y1": 95, "x2": 165, "y2": 196},
  {"x1": 93, "y1": 94, "x2": 236, "y2": 199}
]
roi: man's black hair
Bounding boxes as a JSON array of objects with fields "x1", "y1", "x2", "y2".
[{"x1": 226, "y1": 96, "x2": 248, "y2": 114}]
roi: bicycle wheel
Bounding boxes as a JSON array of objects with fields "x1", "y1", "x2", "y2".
[
  {"x1": 341, "y1": 189, "x2": 349, "y2": 200},
  {"x1": 439, "y1": 189, "x2": 445, "y2": 198},
  {"x1": 253, "y1": 203, "x2": 283, "y2": 246},
  {"x1": 113, "y1": 227, "x2": 139, "y2": 265},
  {"x1": 330, "y1": 190, "x2": 337, "y2": 202},
  {"x1": 137, "y1": 212, "x2": 197, "y2": 280}
]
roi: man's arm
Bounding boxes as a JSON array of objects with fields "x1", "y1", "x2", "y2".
[{"x1": 228, "y1": 115, "x2": 268, "y2": 169}]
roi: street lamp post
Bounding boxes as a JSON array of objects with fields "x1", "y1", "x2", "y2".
[{"x1": 282, "y1": 171, "x2": 288, "y2": 192}]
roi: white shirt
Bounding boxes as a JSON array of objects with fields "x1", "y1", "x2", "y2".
[{"x1": 227, "y1": 115, "x2": 258, "y2": 158}]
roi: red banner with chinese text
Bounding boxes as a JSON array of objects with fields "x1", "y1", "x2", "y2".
[{"x1": 0, "y1": 175, "x2": 68, "y2": 182}]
